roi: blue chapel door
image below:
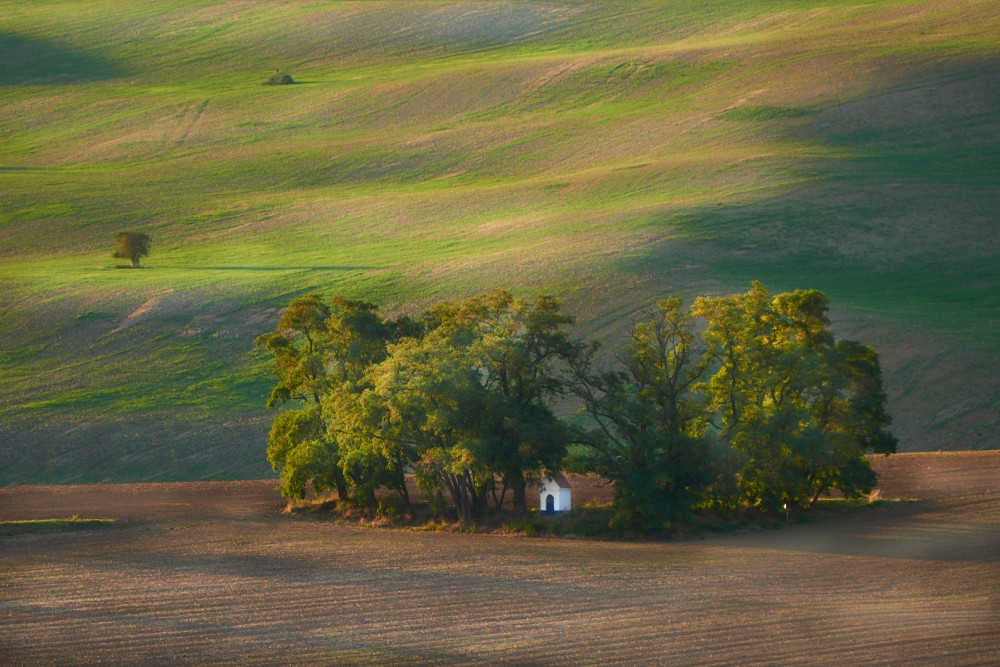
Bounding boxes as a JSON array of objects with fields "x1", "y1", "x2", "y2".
[{"x1": 545, "y1": 494, "x2": 555, "y2": 513}]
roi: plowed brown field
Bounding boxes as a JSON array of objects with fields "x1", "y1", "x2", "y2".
[{"x1": 2, "y1": 452, "x2": 998, "y2": 666}]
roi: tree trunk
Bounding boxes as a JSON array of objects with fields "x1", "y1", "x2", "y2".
[
  {"x1": 810, "y1": 483, "x2": 828, "y2": 506},
  {"x1": 130, "y1": 256, "x2": 140, "y2": 268},
  {"x1": 492, "y1": 478, "x2": 508, "y2": 512},
  {"x1": 395, "y1": 469, "x2": 412, "y2": 516},
  {"x1": 443, "y1": 474, "x2": 469, "y2": 527},
  {"x1": 332, "y1": 468, "x2": 350, "y2": 503},
  {"x1": 511, "y1": 475, "x2": 527, "y2": 517}
]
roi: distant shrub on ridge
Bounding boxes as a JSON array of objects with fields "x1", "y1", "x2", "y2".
[{"x1": 263, "y1": 71, "x2": 295, "y2": 86}]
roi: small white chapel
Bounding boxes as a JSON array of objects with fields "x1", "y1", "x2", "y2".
[{"x1": 539, "y1": 472, "x2": 572, "y2": 514}]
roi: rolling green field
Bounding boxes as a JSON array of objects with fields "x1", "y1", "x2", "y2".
[{"x1": 1, "y1": 1, "x2": 998, "y2": 484}]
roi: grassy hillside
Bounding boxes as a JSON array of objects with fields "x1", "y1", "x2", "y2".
[{"x1": 1, "y1": 0, "x2": 997, "y2": 484}]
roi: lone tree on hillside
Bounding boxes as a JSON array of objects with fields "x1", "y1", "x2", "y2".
[{"x1": 112, "y1": 231, "x2": 151, "y2": 268}]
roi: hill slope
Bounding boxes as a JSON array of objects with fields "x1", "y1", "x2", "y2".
[{"x1": 1, "y1": 0, "x2": 998, "y2": 484}]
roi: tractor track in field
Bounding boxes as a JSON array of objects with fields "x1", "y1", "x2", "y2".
[{"x1": 160, "y1": 99, "x2": 210, "y2": 148}]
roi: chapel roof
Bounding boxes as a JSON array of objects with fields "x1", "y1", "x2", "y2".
[{"x1": 548, "y1": 472, "x2": 572, "y2": 489}]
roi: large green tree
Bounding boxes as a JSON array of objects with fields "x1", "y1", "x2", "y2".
[
  {"x1": 255, "y1": 295, "x2": 406, "y2": 502},
  {"x1": 692, "y1": 282, "x2": 896, "y2": 513},
  {"x1": 340, "y1": 290, "x2": 575, "y2": 525},
  {"x1": 569, "y1": 297, "x2": 710, "y2": 530},
  {"x1": 349, "y1": 330, "x2": 493, "y2": 526},
  {"x1": 427, "y1": 291, "x2": 575, "y2": 515}
]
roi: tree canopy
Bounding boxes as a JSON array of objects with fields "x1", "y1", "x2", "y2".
[
  {"x1": 256, "y1": 284, "x2": 896, "y2": 530},
  {"x1": 568, "y1": 297, "x2": 711, "y2": 531},
  {"x1": 256, "y1": 290, "x2": 576, "y2": 527},
  {"x1": 692, "y1": 282, "x2": 896, "y2": 513},
  {"x1": 112, "y1": 231, "x2": 151, "y2": 268}
]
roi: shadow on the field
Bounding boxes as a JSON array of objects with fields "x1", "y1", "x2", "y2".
[
  {"x1": 711, "y1": 498, "x2": 1000, "y2": 564},
  {"x1": 612, "y1": 56, "x2": 1000, "y2": 453},
  {"x1": 0, "y1": 32, "x2": 127, "y2": 86}
]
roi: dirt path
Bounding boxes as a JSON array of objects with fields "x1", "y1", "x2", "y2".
[
  {"x1": 1, "y1": 452, "x2": 997, "y2": 666},
  {"x1": 0, "y1": 474, "x2": 620, "y2": 523},
  {"x1": 0, "y1": 479, "x2": 286, "y2": 522}
]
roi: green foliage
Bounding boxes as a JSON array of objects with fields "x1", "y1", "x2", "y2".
[
  {"x1": 565, "y1": 283, "x2": 896, "y2": 527},
  {"x1": 358, "y1": 328, "x2": 495, "y2": 525},
  {"x1": 263, "y1": 71, "x2": 295, "y2": 85},
  {"x1": 426, "y1": 291, "x2": 576, "y2": 515},
  {"x1": 569, "y1": 297, "x2": 711, "y2": 531},
  {"x1": 255, "y1": 294, "x2": 332, "y2": 408},
  {"x1": 256, "y1": 295, "x2": 407, "y2": 502},
  {"x1": 258, "y1": 290, "x2": 576, "y2": 526},
  {"x1": 259, "y1": 285, "x2": 895, "y2": 530},
  {"x1": 692, "y1": 282, "x2": 897, "y2": 513},
  {"x1": 344, "y1": 290, "x2": 576, "y2": 526},
  {"x1": 265, "y1": 406, "x2": 344, "y2": 499},
  {"x1": 376, "y1": 493, "x2": 406, "y2": 520},
  {"x1": 111, "y1": 231, "x2": 151, "y2": 268}
]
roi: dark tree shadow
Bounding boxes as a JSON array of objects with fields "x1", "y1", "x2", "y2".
[{"x1": 0, "y1": 31, "x2": 126, "y2": 85}]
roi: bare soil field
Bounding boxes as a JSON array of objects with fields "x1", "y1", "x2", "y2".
[{"x1": 2, "y1": 452, "x2": 998, "y2": 666}]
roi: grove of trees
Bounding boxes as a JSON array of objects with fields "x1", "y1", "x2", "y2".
[{"x1": 257, "y1": 283, "x2": 896, "y2": 531}]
